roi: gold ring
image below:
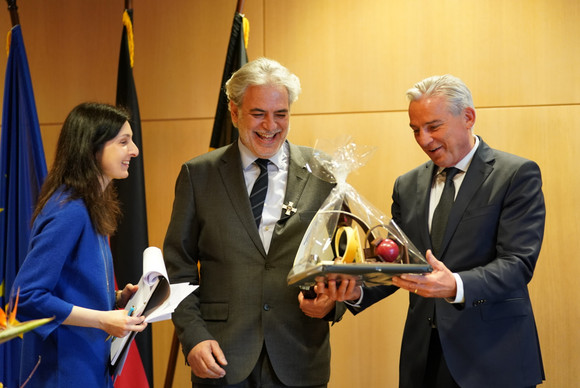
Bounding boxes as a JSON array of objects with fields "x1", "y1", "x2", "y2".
[{"x1": 414, "y1": 288, "x2": 418, "y2": 294}]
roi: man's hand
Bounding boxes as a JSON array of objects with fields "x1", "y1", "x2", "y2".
[
  {"x1": 315, "y1": 278, "x2": 361, "y2": 302},
  {"x1": 391, "y1": 249, "x2": 457, "y2": 298},
  {"x1": 298, "y1": 291, "x2": 336, "y2": 318},
  {"x1": 187, "y1": 340, "x2": 228, "y2": 379}
]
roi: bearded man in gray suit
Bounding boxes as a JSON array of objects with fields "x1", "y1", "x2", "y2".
[
  {"x1": 319, "y1": 74, "x2": 545, "y2": 388},
  {"x1": 164, "y1": 58, "x2": 344, "y2": 387}
]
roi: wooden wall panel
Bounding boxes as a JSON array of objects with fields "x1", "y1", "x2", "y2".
[
  {"x1": 134, "y1": 0, "x2": 264, "y2": 120},
  {"x1": 141, "y1": 119, "x2": 213, "y2": 249},
  {"x1": 0, "y1": 1, "x2": 577, "y2": 387},
  {"x1": 264, "y1": 0, "x2": 580, "y2": 114},
  {"x1": 476, "y1": 106, "x2": 580, "y2": 387},
  {"x1": 2, "y1": 1, "x2": 120, "y2": 123}
]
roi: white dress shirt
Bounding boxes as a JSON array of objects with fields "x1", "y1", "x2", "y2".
[
  {"x1": 348, "y1": 135, "x2": 480, "y2": 307},
  {"x1": 430, "y1": 135, "x2": 479, "y2": 304}
]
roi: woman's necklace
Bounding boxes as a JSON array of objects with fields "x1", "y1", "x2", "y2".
[{"x1": 98, "y1": 235, "x2": 115, "y2": 306}]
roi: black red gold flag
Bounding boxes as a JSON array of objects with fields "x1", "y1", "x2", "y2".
[
  {"x1": 110, "y1": 8, "x2": 152, "y2": 388},
  {"x1": 209, "y1": 11, "x2": 250, "y2": 150}
]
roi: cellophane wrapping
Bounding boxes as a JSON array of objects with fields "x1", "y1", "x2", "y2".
[{"x1": 287, "y1": 137, "x2": 430, "y2": 288}]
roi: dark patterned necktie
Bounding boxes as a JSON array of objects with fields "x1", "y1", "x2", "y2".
[
  {"x1": 250, "y1": 159, "x2": 269, "y2": 227},
  {"x1": 430, "y1": 167, "x2": 460, "y2": 256}
]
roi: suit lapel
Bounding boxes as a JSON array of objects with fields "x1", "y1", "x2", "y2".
[
  {"x1": 269, "y1": 143, "x2": 319, "y2": 260},
  {"x1": 218, "y1": 144, "x2": 267, "y2": 257},
  {"x1": 441, "y1": 139, "x2": 495, "y2": 257},
  {"x1": 277, "y1": 143, "x2": 310, "y2": 225}
]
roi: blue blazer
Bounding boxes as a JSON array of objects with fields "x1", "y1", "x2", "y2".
[
  {"x1": 354, "y1": 138, "x2": 545, "y2": 388},
  {"x1": 14, "y1": 190, "x2": 115, "y2": 388}
]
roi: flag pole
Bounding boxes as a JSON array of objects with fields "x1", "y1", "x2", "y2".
[
  {"x1": 6, "y1": 0, "x2": 19, "y2": 27},
  {"x1": 164, "y1": 331, "x2": 180, "y2": 388},
  {"x1": 125, "y1": 0, "x2": 132, "y2": 10},
  {"x1": 236, "y1": 0, "x2": 245, "y2": 13}
]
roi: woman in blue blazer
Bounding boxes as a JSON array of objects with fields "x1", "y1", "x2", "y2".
[{"x1": 13, "y1": 103, "x2": 147, "y2": 387}]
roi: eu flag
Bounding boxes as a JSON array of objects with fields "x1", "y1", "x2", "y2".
[
  {"x1": 209, "y1": 11, "x2": 249, "y2": 150},
  {"x1": 0, "y1": 24, "x2": 47, "y2": 388}
]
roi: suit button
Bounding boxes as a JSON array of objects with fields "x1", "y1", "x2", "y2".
[
  {"x1": 263, "y1": 304, "x2": 270, "y2": 311},
  {"x1": 265, "y1": 263, "x2": 274, "y2": 270}
]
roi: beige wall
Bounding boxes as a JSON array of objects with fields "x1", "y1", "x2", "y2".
[{"x1": 2, "y1": 1, "x2": 578, "y2": 387}]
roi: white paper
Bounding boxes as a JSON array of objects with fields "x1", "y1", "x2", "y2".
[
  {"x1": 146, "y1": 282, "x2": 197, "y2": 323},
  {"x1": 110, "y1": 246, "x2": 197, "y2": 377}
]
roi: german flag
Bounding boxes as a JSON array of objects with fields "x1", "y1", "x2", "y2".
[
  {"x1": 209, "y1": 11, "x2": 249, "y2": 150},
  {"x1": 110, "y1": 8, "x2": 152, "y2": 388}
]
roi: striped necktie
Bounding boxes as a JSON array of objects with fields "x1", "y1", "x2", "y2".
[{"x1": 250, "y1": 158, "x2": 269, "y2": 227}]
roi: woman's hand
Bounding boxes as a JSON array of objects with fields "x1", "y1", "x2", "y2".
[
  {"x1": 63, "y1": 305, "x2": 147, "y2": 338},
  {"x1": 100, "y1": 309, "x2": 147, "y2": 338}
]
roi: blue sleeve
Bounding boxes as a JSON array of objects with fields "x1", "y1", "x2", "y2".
[{"x1": 13, "y1": 199, "x2": 88, "y2": 339}]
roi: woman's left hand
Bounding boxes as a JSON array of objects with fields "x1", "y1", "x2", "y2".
[{"x1": 116, "y1": 283, "x2": 139, "y2": 309}]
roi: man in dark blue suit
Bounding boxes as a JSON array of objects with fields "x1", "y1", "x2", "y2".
[{"x1": 319, "y1": 74, "x2": 545, "y2": 388}]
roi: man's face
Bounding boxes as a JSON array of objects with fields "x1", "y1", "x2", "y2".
[
  {"x1": 409, "y1": 95, "x2": 476, "y2": 168},
  {"x1": 230, "y1": 84, "x2": 290, "y2": 159}
]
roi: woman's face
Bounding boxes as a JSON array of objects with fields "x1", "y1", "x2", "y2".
[{"x1": 98, "y1": 121, "x2": 139, "y2": 189}]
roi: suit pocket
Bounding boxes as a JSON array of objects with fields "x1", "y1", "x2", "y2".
[
  {"x1": 200, "y1": 302, "x2": 229, "y2": 321},
  {"x1": 462, "y1": 203, "x2": 500, "y2": 221},
  {"x1": 480, "y1": 298, "x2": 530, "y2": 321}
]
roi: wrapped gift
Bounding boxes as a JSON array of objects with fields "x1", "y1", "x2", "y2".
[{"x1": 287, "y1": 137, "x2": 431, "y2": 289}]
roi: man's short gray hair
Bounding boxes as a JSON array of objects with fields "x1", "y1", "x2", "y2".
[
  {"x1": 406, "y1": 74, "x2": 474, "y2": 116},
  {"x1": 225, "y1": 57, "x2": 302, "y2": 108}
]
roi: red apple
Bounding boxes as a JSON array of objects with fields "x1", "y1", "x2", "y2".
[{"x1": 376, "y1": 238, "x2": 399, "y2": 262}]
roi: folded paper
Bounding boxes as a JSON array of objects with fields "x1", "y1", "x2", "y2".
[{"x1": 110, "y1": 246, "x2": 197, "y2": 378}]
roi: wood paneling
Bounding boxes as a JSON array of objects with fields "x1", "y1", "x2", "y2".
[
  {"x1": 1, "y1": 1, "x2": 577, "y2": 387},
  {"x1": 265, "y1": 0, "x2": 580, "y2": 113}
]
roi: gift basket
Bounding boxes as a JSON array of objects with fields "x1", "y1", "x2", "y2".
[{"x1": 287, "y1": 137, "x2": 431, "y2": 290}]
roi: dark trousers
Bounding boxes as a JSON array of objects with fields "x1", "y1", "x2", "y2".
[
  {"x1": 194, "y1": 344, "x2": 327, "y2": 388},
  {"x1": 422, "y1": 329, "x2": 460, "y2": 388},
  {"x1": 420, "y1": 329, "x2": 537, "y2": 388}
]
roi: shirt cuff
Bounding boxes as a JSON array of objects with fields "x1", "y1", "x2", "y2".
[
  {"x1": 343, "y1": 286, "x2": 364, "y2": 308},
  {"x1": 446, "y1": 273, "x2": 465, "y2": 304}
]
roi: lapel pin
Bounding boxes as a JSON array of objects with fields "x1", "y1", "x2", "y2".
[{"x1": 282, "y1": 201, "x2": 298, "y2": 216}]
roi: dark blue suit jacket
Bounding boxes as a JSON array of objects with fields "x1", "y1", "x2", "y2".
[{"x1": 353, "y1": 138, "x2": 545, "y2": 388}]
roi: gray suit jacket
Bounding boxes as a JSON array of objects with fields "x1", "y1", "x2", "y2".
[
  {"x1": 164, "y1": 142, "x2": 344, "y2": 386},
  {"x1": 354, "y1": 138, "x2": 545, "y2": 388}
]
